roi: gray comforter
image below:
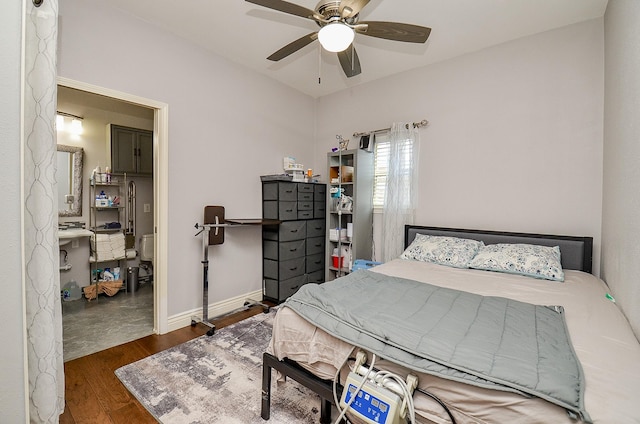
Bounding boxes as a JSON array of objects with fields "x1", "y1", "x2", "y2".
[{"x1": 284, "y1": 270, "x2": 591, "y2": 422}]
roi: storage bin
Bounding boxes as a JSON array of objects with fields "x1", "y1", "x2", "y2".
[{"x1": 329, "y1": 166, "x2": 354, "y2": 183}]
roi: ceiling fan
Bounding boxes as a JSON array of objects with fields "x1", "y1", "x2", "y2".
[{"x1": 245, "y1": 0, "x2": 431, "y2": 78}]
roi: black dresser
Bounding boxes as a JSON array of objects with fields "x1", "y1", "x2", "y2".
[{"x1": 262, "y1": 181, "x2": 326, "y2": 303}]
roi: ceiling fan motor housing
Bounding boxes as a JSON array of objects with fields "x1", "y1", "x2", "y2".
[{"x1": 316, "y1": 0, "x2": 359, "y2": 27}]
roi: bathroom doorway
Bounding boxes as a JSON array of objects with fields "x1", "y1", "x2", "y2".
[{"x1": 57, "y1": 78, "x2": 169, "y2": 360}]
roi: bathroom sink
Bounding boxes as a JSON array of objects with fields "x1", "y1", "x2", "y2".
[{"x1": 58, "y1": 228, "x2": 93, "y2": 246}]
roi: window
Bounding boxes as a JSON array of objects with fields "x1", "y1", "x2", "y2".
[
  {"x1": 373, "y1": 133, "x2": 389, "y2": 208},
  {"x1": 373, "y1": 132, "x2": 416, "y2": 208}
]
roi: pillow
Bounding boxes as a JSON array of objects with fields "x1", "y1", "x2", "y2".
[
  {"x1": 400, "y1": 234, "x2": 483, "y2": 268},
  {"x1": 468, "y1": 243, "x2": 565, "y2": 281}
]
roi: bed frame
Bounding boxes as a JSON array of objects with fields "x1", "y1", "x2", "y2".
[{"x1": 261, "y1": 225, "x2": 594, "y2": 422}]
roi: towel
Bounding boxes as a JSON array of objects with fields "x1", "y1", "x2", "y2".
[{"x1": 91, "y1": 232, "x2": 126, "y2": 261}]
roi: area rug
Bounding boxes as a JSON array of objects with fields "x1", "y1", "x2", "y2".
[{"x1": 115, "y1": 308, "x2": 327, "y2": 423}]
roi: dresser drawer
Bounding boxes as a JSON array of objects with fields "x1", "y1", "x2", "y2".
[
  {"x1": 314, "y1": 202, "x2": 326, "y2": 218},
  {"x1": 279, "y1": 182, "x2": 298, "y2": 200},
  {"x1": 279, "y1": 239, "x2": 306, "y2": 260},
  {"x1": 263, "y1": 239, "x2": 306, "y2": 261},
  {"x1": 280, "y1": 275, "x2": 307, "y2": 300},
  {"x1": 306, "y1": 236, "x2": 324, "y2": 256},
  {"x1": 297, "y1": 183, "x2": 314, "y2": 193},
  {"x1": 297, "y1": 201, "x2": 313, "y2": 210},
  {"x1": 264, "y1": 257, "x2": 305, "y2": 280},
  {"x1": 280, "y1": 257, "x2": 306, "y2": 280},
  {"x1": 298, "y1": 191, "x2": 313, "y2": 201},
  {"x1": 264, "y1": 275, "x2": 307, "y2": 302},
  {"x1": 314, "y1": 184, "x2": 326, "y2": 200},
  {"x1": 297, "y1": 210, "x2": 314, "y2": 220},
  {"x1": 307, "y1": 270, "x2": 325, "y2": 284},
  {"x1": 263, "y1": 200, "x2": 297, "y2": 220},
  {"x1": 279, "y1": 220, "x2": 306, "y2": 241},
  {"x1": 306, "y1": 219, "x2": 325, "y2": 238},
  {"x1": 306, "y1": 253, "x2": 324, "y2": 273}
]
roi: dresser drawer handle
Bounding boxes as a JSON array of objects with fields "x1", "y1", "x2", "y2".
[
  {"x1": 314, "y1": 260, "x2": 322, "y2": 265},
  {"x1": 315, "y1": 243, "x2": 322, "y2": 247},
  {"x1": 290, "y1": 286, "x2": 299, "y2": 291},
  {"x1": 289, "y1": 266, "x2": 298, "y2": 271},
  {"x1": 290, "y1": 229, "x2": 298, "y2": 233},
  {"x1": 286, "y1": 208, "x2": 294, "y2": 212},
  {"x1": 289, "y1": 248, "x2": 298, "y2": 252},
  {"x1": 285, "y1": 189, "x2": 293, "y2": 193}
]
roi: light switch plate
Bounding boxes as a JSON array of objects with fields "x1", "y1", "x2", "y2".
[{"x1": 144, "y1": 203, "x2": 151, "y2": 213}]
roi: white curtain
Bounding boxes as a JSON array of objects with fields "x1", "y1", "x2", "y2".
[
  {"x1": 381, "y1": 123, "x2": 420, "y2": 262},
  {"x1": 24, "y1": 0, "x2": 64, "y2": 421}
]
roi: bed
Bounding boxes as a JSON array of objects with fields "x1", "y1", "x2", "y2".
[{"x1": 261, "y1": 225, "x2": 640, "y2": 423}]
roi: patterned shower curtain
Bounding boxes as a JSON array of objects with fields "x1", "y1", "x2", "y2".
[{"x1": 23, "y1": 0, "x2": 65, "y2": 421}]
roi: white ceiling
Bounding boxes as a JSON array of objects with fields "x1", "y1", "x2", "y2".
[{"x1": 101, "y1": 0, "x2": 608, "y2": 98}]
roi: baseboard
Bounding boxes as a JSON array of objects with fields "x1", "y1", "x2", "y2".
[{"x1": 167, "y1": 290, "x2": 263, "y2": 333}]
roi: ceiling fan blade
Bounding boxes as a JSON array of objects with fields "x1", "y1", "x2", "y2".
[
  {"x1": 267, "y1": 32, "x2": 318, "y2": 61},
  {"x1": 356, "y1": 21, "x2": 431, "y2": 43},
  {"x1": 339, "y1": 0, "x2": 370, "y2": 18},
  {"x1": 337, "y1": 44, "x2": 361, "y2": 78},
  {"x1": 245, "y1": 0, "x2": 321, "y2": 21}
]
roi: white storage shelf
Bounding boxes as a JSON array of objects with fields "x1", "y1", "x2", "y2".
[{"x1": 326, "y1": 149, "x2": 374, "y2": 281}]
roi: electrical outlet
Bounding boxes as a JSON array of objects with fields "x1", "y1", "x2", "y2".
[
  {"x1": 144, "y1": 203, "x2": 151, "y2": 213},
  {"x1": 71, "y1": 239, "x2": 79, "y2": 248}
]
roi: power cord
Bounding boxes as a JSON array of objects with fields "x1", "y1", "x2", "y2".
[{"x1": 415, "y1": 388, "x2": 457, "y2": 424}]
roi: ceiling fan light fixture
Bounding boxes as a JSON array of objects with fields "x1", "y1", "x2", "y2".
[{"x1": 318, "y1": 22, "x2": 354, "y2": 52}]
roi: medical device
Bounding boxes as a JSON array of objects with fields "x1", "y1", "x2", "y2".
[
  {"x1": 337, "y1": 352, "x2": 418, "y2": 424},
  {"x1": 338, "y1": 194, "x2": 353, "y2": 212}
]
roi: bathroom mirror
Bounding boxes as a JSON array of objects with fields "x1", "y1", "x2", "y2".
[{"x1": 57, "y1": 144, "x2": 84, "y2": 217}]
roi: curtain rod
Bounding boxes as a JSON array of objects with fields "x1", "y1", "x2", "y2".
[
  {"x1": 57, "y1": 111, "x2": 84, "y2": 120},
  {"x1": 353, "y1": 119, "x2": 429, "y2": 138}
]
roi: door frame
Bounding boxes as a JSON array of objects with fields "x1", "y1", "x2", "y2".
[{"x1": 58, "y1": 77, "x2": 170, "y2": 334}]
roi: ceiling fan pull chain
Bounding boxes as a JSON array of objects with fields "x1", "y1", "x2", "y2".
[{"x1": 318, "y1": 44, "x2": 322, "y2": 85}]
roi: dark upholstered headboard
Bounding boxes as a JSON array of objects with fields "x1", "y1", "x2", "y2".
[{"x1": 404, "y1": 225, "x2": 593, "y2": 274}]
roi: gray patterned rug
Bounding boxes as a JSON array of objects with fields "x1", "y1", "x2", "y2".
[{"x1": 115, "y1": 308, "x2": 326, "y2": 423}]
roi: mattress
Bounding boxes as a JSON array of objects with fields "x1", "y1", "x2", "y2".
[{"x1": 268, "y1": 259, "x2": 640, "y2": 423}]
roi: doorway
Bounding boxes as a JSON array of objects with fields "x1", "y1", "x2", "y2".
[{"x1": 57, "y1": 77, "x2": 169, "y2": 359}]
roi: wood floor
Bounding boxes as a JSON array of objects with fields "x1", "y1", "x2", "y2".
[{"x1": 60, "y1": 305, "x2": 271, "y2": 423}]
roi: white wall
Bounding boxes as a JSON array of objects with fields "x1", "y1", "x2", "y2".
[
  {"x1": 58, "y1": 0, "x2": 315, "y2": 318},
  {"x1": 602, "y1": 0, "x2": 640, "y2": 339},
  {"x1": 0, "y1": 2, "x2": 28, "y2": 422},
  {"x1": 315, "y1": 19, "x2": 604, "y2": 275}
]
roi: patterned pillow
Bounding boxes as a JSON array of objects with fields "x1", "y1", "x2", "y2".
[
  {"x1": 400, "y1": 234, "x2": 483, "y2": 268},
  {"x1": 468, "y1": 243, "x2": 565, "y2": 281}
]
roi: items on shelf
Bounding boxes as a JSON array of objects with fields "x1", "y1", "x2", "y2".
[
  {"x1": 90, "y1": 232, "x2": 126, "y2": 262},
  {"x1": 82, "y1": 280, "x2": 124, "y2": 300},
  {"x1": 58, "y1": 221, "x2": 86, "y2": 230},
  {"x1": 283, "y1": 156, "x2": 306, "y2": 182}
]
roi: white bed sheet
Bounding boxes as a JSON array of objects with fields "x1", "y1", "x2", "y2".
[{"x1": 269, "y1": 259, "x2": 640, "y2": 423}]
